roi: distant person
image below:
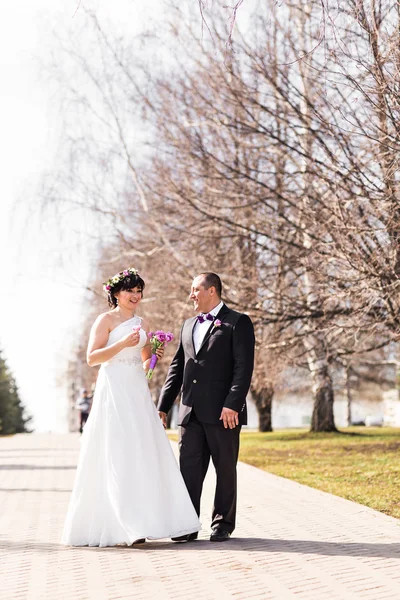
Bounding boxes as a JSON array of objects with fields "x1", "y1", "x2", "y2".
[
  {"x1": 62, "y1": 268, "x2": 200, "y2": 547},
  {"x1": 75, "y1": 389, "x2": 91, "y2": 434}
]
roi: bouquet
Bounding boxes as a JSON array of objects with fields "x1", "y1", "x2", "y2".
[{"x1": 146, "y1": 330, "x2": 174, "y2": 380}]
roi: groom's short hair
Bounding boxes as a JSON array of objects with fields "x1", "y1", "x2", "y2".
[{"x1": 200, "y1": 272, "x2": 222, "y2": 298}]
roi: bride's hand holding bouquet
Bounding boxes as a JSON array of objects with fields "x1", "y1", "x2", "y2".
[{"x1": 145, "y1": 330, "x2": 174, "y2": 380}]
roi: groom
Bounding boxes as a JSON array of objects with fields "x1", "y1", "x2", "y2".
[{"x1": 158, "y1": 272, "x2": 255, "y2": 542}]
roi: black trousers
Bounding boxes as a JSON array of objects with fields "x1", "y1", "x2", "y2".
[
  {"x1": 79, "y1": 411, "x2": 89, "y2": 433},
  {"x1": 179, "y1": 408, "x2": 241, "y2": 533}
]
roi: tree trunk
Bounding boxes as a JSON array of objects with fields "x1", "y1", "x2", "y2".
[
  {"x1": 310, "y1": 364, "x2": 337, "y2": 432},
  {"x1": 294, "y1": 12, "x2": 336, "y2": 434},
  {"x1": 345, "y1": 365, "x2": 353, "y2": 427},
  {"x1": 251, "y1": 384, "x2": 274, "y2": 432}
]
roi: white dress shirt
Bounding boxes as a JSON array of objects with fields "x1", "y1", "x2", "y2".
[{"x1": 193, "y1": 301, "x2": 224, "y2": 354}]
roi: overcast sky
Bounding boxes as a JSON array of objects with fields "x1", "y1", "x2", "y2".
[
  {"x1": 0, "y1": 0, "x2": 260, "y2": 432},
  {"x1": 0, "y1": 0, "x2": 166, "y2": 432}
]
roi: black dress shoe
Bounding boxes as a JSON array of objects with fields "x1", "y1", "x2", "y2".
[
  {"x1": 210, "y1": 528, "x2": 231, "y2": 542},
  {"x1": 171, "y1": 532, "x2": 198, "y2": 542},
  {"x1": 132, "y1": 538, "x2": 146, "y2": 545}
]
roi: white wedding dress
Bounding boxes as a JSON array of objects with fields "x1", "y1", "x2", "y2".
[{"x1": 62, "y1": 317, "x2": 200, "y2": 547}]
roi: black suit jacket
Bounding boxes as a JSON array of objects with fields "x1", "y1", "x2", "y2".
[{"x1": 157, "y1": 304, "x2": 255, "y2": 426}]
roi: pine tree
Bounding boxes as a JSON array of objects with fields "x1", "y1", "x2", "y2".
[{"x1": 0, "y1": 350, "x2": 31, "y2": 434}]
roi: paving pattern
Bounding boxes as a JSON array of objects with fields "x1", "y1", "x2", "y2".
[{"x1": 1, "y1": 433, "x2": 400, "y2": 599}]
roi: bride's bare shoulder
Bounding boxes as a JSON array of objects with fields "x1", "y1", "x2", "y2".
[{"x1": 92, "y1": 311, "x2": 114, "y2": 330}]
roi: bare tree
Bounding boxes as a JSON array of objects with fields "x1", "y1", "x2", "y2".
[{"x1": 41, "y1": 1, "x2": 399, "y2": 432}]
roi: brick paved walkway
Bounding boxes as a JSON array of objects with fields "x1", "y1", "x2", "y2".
[{"x1": 1, "y1": 434, "x2": 400, "y2": 599}]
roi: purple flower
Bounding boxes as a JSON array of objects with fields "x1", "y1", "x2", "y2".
[
  {"x1": 105, "y1": 285, "x2": 111, "y2": 291},
  {"x1": 214, "y1": 319, "x2": 222, "y2": 327},
  {"x1": 148, "y1": 331, "x2": 154, "y2": 339},
  {"x1": 165, "y1": 332, "x2": 174, "y2": 342},
  {"x1": 156, "y1": 332, "x2": 167, "y2": 343},
  {"x1": 123, "y1": 270, "x2": 130, "y2": 276}
]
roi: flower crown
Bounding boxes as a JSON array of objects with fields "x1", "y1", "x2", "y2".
[{"x1": 103, "y1": 268, "x2": 140, "y2": 292}]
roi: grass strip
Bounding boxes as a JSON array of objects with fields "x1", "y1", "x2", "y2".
[{"x1": 169, "y1": 427, "x2": 400, "y2": 518}]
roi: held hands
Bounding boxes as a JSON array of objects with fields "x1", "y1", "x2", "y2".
[
  {"x1": 122, "y1": 326, "x2": 141, "y2": 348},
  {"x1": 220, "y1": 407, "x2": 239, "y2": 429}
]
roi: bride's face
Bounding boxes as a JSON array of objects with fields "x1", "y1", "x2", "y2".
[{"x1": 115, "y1": 287, "x2": 142, "y2": 311}]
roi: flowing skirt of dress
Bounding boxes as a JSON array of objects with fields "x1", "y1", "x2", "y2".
[{"x1": 61, "y1": 355, "x2": 200, "y2": 547}]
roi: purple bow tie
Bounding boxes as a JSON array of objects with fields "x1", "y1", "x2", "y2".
[{"x1": 197, "y1": 313, "x2": 215, "y2": 324}]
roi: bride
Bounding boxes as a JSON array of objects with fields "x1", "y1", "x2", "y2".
[{"x1": 62, "y1": 267, "x2": 200, "y2": 547}]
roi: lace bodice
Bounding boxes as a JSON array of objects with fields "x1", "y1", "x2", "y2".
[{"x1": 104, "y1": 316, "x2": 147, "y2": 367}]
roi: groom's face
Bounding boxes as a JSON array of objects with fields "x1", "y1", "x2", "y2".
[{"x1": 190, "y1": 276, "x2": 215, "y2": 313}]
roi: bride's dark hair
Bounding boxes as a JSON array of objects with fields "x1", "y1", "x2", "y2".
[{"x1": 105, "y1": 271, "x2": 145, "y2": 308}]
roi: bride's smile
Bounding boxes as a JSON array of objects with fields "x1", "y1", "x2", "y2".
[{"x1": 114, "y1": 287, "x2": 143, "y2": 314}]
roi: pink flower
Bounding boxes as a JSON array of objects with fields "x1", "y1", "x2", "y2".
[
  {"x1": 105, "y1": 285, "x2": 111, "y2": 291},
  {"x1": 156, "y1": 332, "x2": 167, "y2": 343},
  {"x1": 123, "y1": 270, "x2": 130, "y2": 276},
  {"x1": 165, "y1": 332, "x2": 174, "y2": 342},
  {"x1": 214, "y1": 319, "x2": 222, "y2": 327},
  {"x1": 148, "y1": 332, "x2": 154, "y2": 338}
]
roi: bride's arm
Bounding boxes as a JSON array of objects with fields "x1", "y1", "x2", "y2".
[{"x1": 87, "y1": 314, "x2": 139, "y2": 367}]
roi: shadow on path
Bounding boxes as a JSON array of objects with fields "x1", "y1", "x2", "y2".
[
  {"x1": 0, "y1": 465, "x2": 76, "y2": 470},
  {"x1": 0, "y1": 448, "x2": 78, "y2": 452},
  {"x1": 2, "y1": 538, "x2": 400, "y2": 559},
  {"x1": 0, "y1": 454, "x2": 77, "y2": 459},
  {"x1": 0, "y1": 488, "x2": 71, "y2": 493}
]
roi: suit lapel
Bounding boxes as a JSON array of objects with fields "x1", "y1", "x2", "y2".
[
  {"x1": 190, "y1": 317, "x2": 197, "y2": 356},
  {"x1": 183, "y1": 317, "x2": 197, "y2": 359},
  {"x1": 196, "y1": 304, "x2": 229, "y2": 356}
]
